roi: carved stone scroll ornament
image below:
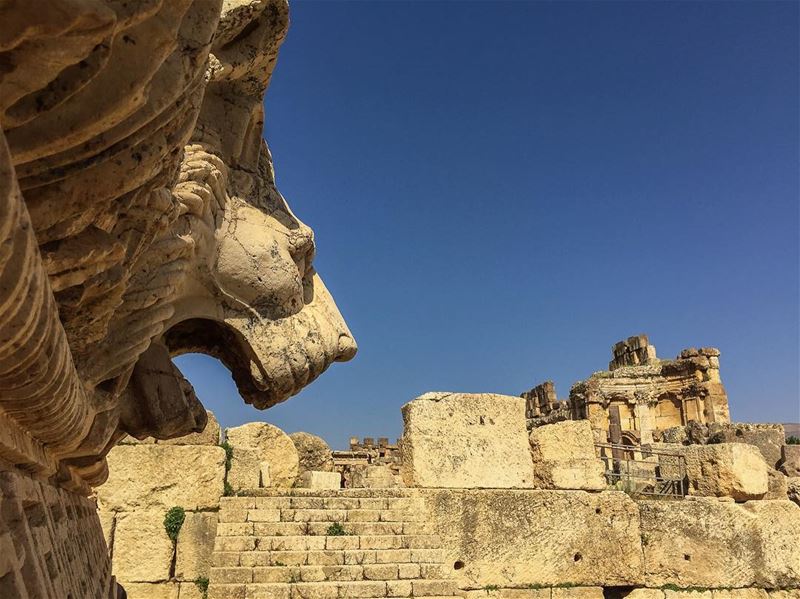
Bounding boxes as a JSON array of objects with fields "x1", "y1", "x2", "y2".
[{"x1": 0, "y1": 0, "x2": 356, "y2": 493}]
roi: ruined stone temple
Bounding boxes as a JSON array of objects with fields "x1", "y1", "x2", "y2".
[
  {"x1": 523, "y1": 335, "x2": 731, "y2": 445},
  {"x1": 0, "y1": 3, "x2": 799, "y2": 599}
]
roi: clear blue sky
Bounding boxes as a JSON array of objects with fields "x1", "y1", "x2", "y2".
[{"x1": 176, "y1": 0, "x2": 799, "y2": 449}]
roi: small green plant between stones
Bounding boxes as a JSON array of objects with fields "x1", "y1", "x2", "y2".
[
  {"x1": 484, "y1": 585, "x2": 500, "y2": 592},
  {"x1": 220, "y1": 440, "x2": 233, "y2": 471},
  {"x1": 326, "y1": 522, "x2": 348, "y2": 536},
  {"x1": 163, "y1": 506, "x2": 186, "y2": 543},
  {"x1": 194, "y1": 576, "x2": 209, "y2": 599},
  {"x1": 223, "y1": 480, "x2": 234, "y2": 497}
]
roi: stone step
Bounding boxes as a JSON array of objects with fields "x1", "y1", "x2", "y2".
[
  {"x1": 220, "y1": 496, "x2": 424, "y2": 513},
  {"x1": 207, "y1": 579, "x2": 458, "y2": 599},
  {"x1": 215, "y1": 535, "x2": 442, "y2": 554},
  {"x1": 211, "y1": 563, "x2": 449, "y2": 584},
  {"x1": 214, "y1": 549, "x2": 446, "y2": 568},
  {"x1": 218, "y1": 521, "x2": 429, "y2": 537}
]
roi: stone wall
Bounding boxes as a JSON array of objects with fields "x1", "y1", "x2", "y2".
[
  {"x1": 97, "y1": 415, "x2": 225, "y2": 599},
  {"x1": 420, "y1": 489, "x2": 800, "y2": 593},
  {"x1": 0, "y1": 468, "x2": 117, "y2": 598}
]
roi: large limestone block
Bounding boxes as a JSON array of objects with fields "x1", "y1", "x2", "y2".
[
  {"x1": 532, "y1": 459, "x2": 606, "y2": 491},
  {"x1": 529, "y1": 420, "x2": 597, "y2": 461},
  {"x1": 623, "y1": 591, "x2": 665, "y2": 599},
  {"x1": 121, "y1": 583, "x2": 180, "y2": 599},
  {"x1": 113, "y1": 511, "x2": 174, "y2": 583},
  {"x1": 160, "y1": 411, "x2": 221, "y2": 446},
  {"x1": 227, "y1": 447, "x2": 264, "y2": 492},
  {"x1": 401, "y1": 392, "x2": 534, "y2": 488},
  {"x1": 705, "y1": 423, "x2": 785, "y2": 468},
  {"x1": 175, "y1": 512, "x2": 218, "y2": 581},
  {"x1": 684, "y1": 443, "x2": 768, "y2": 501},
  {"x1": 290, "y1": 431, "x2": 335, "y2": 472},
  {"x1": 297, "y1": 470, "x2": 342, "y2": 489},
  {"x1": 639, "y1": 497, "x2": 800, "y2": 588},
  {"x1": 349, "y1": 464, "x2": 402, "y2": 488},
  {"x1": 98, "y1": 445, "x2": 225, "y2": 511},
  {"x1": 420, "y1": 489, "x2": 644, "y2": 587},
  {"x1": 226, "y1": 422, "x2": 299, "y2": 488},
  {"x1": 779, "y1": 445, "x2": 800, "y2": 477},
  {"x1": 529, "y1": 421, "x2": 606, "y2": 490}
]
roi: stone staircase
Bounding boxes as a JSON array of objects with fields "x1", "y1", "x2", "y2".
[{"x1": 208, "y1": 488, "x2": 459, "y2": 599}]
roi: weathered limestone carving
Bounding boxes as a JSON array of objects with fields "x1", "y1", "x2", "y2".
[{"x1": 0, "y1": 0, "x2": 356, "y2": 494}]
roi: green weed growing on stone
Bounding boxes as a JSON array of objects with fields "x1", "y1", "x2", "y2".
[
  {"x1": 326, "y1": 522, "x2": 348, "y2": 536},
  {"x1": 163, "y1": 506, "x2": 186, "y2": 543},
  {"x1": 194, "y1": 577, "x2": 209, "y2": 599}
]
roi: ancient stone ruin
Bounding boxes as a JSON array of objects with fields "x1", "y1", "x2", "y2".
[
  {"x1": 523, "y1": 335, "x2": 731, "y2": 446},
  {"x1": 0, "y1": 3, "x2": 799, "y2": 599}
]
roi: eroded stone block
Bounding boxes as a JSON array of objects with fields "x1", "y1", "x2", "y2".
[
  {"x1": 640, "y1": 497, "x2": 800, "y2": 588},
  {"x1": 226, "y1": 422, "x2": 299, "y2": 488},
  {"x1": 175, "y1": 512, "x2": 218, "y2": 581},
  {"x1": 113, "y1": 511, "x2": 174, "y2": 583},
  {"x1": 297, "y1": 471, "x2": 342, "y2": 489},
  {"x1": 684, "y1": 443, "x2": 768, "y2": 501},
  {"x1": 99, "y1": 445, "x2": 225, "y2": 511},
  {"x1": 401, "y1": 392, "x2": 534, "y2": 488},
  {"x1": 421, "y1": 489, "x2": 643, "y2": 587}
]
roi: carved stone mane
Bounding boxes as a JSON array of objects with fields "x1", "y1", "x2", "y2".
[{"x1": 0, "y1": 0, "x2": 356, "y2": 493}]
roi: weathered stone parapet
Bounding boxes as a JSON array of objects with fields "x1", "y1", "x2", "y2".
[
  {"x1": 400, "y1": 392, "x2": 534, "y2": 489},
  {"x1": 639, "y1": 497, "x2": 800, "y2": 588},
  {"x1": 420, "y1": 489, "x2": 644, "y2": 588}
]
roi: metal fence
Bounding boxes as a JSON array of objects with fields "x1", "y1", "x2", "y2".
[{"x1": 594, "y1": 442, "x2": 687, "y2": 498}]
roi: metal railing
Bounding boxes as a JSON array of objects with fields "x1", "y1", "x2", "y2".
[{"x1": 594, "y1": 442, "x2": 687, "y2": 498}]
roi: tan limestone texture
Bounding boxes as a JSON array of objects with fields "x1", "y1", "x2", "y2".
[
  {"x1": 175, "y1": 512, "x2": 218, "y2": 581},
  {"x1": 401, "y1": 392, "x2": 534, "y2": 488},
  {"x1": 98, "y1": 445, "x2": 225, "y2": 511},
  {"x1": 780, "y1": 445, "x2": 800, "y2": 477},
  {"x1": 639, "y1": 497, "x2": 800, "y2": 588},
  {"x1": 349, "y1": 463, "x2": 404, "y2": 488},
  {"x1": 684, "y1": 443, "x2": 769, "y2": 501},
  {"x1": 529, "y1": 420, "x2": 606, "y2": 490},
  {"x1": 226, "y1": 422, "x2": 300, "y2": 488},
  {"x1": 297, "y1": 470, "x2": 342, "y2": 489},
  {"x1": 113, "y1": 511, "x2": 174, "y2": 583},
  {"x1": 291, "y1": 431, "x2": 335, "y2": 473},
  {"x1": 120, "y1": 583, "x2": 180, "y2": 599},
  {"x1": 227, "y1": 447, "x2": 265, "y2": 492},
  {"x1": 788, "y1": 477, "x2": 800, "y2": 506},
  {"x1": 420, "y1": 489, "x2": 644, "y2": 588}
]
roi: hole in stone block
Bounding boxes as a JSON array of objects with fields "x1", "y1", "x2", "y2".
[
  {"x1": 595, "y1": 508, "x2": 602, "y2": 514},
  {"x1": 454, "y1": 560, "x2": 465, "y2": 570},
  {"x1": 684, "y1": 554, "x2": 691, "y2": 561},
  {"x1": 573, "y1": 552, "x2": 582, "y2": 562}
]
